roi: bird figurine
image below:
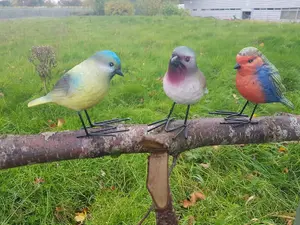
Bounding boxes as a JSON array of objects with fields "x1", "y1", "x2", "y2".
[
  {"x1": 28, "y1": 50, "x2": 130, "y2": 138},
  {"x1": 147, "y1": 46, "x2": 208, "y2": 139},
  {"x1": 210, "y1": 46, "x2": 294, "y2": 125}
]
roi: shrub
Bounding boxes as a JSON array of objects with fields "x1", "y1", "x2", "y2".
[
  {"x1": 0, "y1": 0, "x2": 11, "y2": 6},
  {"x1": 58, "y1": 0, "x2": 82, "y2": 6},
  {"x1": 11, "y1": 0, "x2": 44, "y2": 6},
  {"x1": 44, "y1": 0, "x2": 56, "y2": 7},
  {"x1": 92, "y1": 0, "x2": 108, "y2": 15},
  {"x1": 161, "y1": 2, "x2": 189, "y2": 16},
  {"x1": 135, "y1": 0, "x2": 190, "y2": 16},
  {"x1": 135, "y1": 0, "x2": 162, "y2": 16},
  {"x1": 82, "y1": 0, "x2": 93, "y2": 7},
  {"x1": 105, "y1": 0, "x2": 134, "y2": 15},
  {"x1": 28, "y1": 46, "x2": 57, "y2": 94}
]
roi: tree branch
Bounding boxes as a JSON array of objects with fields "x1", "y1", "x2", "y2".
[{"x1": 1, "y1": 115, "x2": 300, "y2": 170}]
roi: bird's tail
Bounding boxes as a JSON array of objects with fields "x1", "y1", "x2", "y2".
[
  {"x1": 28, "y1": 95, "x2": 52, "y2": 107},
  {"x1": 280, "y1": 97, "x2": 294, "y2": 110}
]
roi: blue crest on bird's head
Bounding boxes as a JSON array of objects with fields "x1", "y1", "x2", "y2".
[
  {"x1": 94, "y1": 50, "x2": 121, "y2": 66},
  {"x1": 91, "y1": 50, "x2": 124, "y2": 78}
]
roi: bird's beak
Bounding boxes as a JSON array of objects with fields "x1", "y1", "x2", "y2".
[
  {"x1": 170, "y1": 55, "x2": 181, "y2": 67},
  {"x1": 114, "y1": 69, "x2": 124, "y2": 76},
  {"x1": 171, "y1": 55, "x2": 178, "y2": 63},
  {"x1": 234, "y1": 63, "x2": 241, "y2": 69}
]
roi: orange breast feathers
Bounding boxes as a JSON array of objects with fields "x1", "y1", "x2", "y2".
[{"x1": 235, "y1": 55, "x2": 266, "y2": 104}]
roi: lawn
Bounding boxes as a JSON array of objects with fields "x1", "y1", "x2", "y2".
[{"x1": 1, "y1": 15, "x2": 300, "y2": 225}]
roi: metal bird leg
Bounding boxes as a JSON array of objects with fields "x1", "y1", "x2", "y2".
[
  {"x1": 147, "y1": 102, "x2": 176, "y2": 132},
  {"x1": 220, "y1": 104, "x2": 259, "y2": 127},
  {"x1": 83, "y1": 110, "x2": 131, "y2": 128},
  {"x1": 165, "y1": 105, "x2": 190, "y2": 139},
  {"x1": 147, "y1": 103, "x2": 190, "y2": 139},
  {"x1": 209, "y1": 101, "x2": 249, "y2": 119},
  {"x1": 77, "y1": 111, "x2": 129, "y2": 138}
]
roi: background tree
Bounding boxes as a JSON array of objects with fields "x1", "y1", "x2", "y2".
[
  {"x1": 11, "y1": 0, "x2": 44, "y2": 6},
  {"x1": 135, "y1": 0, "x2": 182, "y2": 16},
  {"x1": 58, "y1": 0, "x2": 82, "y2": 6},
  {"x1": 105, "y1": 0, "x2": 134, "y2": 15},
  {"x1": 92, "y1": 0, "x2": 108, "y2": 15},
  {"x1": 82, "y1": 0, "x2": 93, "y2": 7},
  {"x1": 135, "y1": 0, "x2": 162, "y2": 15},
  {"x1": 44, "y1": 0, "x2": 56, "y2": 7},
  {"x1": 0, "y1": 0, "x2": 11, "y2": 6}
]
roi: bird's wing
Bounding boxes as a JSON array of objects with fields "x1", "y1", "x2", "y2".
[
  {"x1": 196, "y1": 69, "x2": 208, "y2": 94},
  {"x1": 49, "y1": 72, "x2": 82, "y2": 98},
  {"x1": 258, "y1": 64, "x2": 286, "y2": 98},
  {"x1": 266, "y1": 64, "x2": 286, "y2": 96},
  {"x1": 261, "y1": 54, "x2": 286, "y2": 94}
]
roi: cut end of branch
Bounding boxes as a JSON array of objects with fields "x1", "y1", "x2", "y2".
[
  {"x1": 140, "y1": 136, "x2": 168, "y2": 151},
  {"x1": 147, "y1": 152, "x2": 169, "y2": 210}
]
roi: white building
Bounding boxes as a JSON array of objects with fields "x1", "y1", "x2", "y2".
[{"x1": 184, "y1": 0, "x2": 300, "y2": 22}]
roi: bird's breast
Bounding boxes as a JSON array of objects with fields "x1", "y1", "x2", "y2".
[
  {"x1": 236, "y1": 73, "x2": 266, "y2": 104},
  {"x1": 163, "y1": 74, "x2": 205, "y2": 105},
  {"x1": 77, "y1": 76, "x2": 110, "y2": 109},
  {"x1": 56, "y1": 75, "x2": 110, "y2": 111}
]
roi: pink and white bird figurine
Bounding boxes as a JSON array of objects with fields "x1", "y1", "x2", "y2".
[{"x1": 147, "y1": 46, "x2": 208, "y2": 139}]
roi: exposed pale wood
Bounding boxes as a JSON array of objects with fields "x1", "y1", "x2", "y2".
[{"x1": 147, "y1": 152, "x2": 169, "y2": 210}]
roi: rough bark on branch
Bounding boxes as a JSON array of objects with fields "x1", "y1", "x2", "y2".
[
  {"x1": 155, "y1": 194, "x2": 178, "y2": 225},
  {"x1": 1, "y1": 115, "x2": 300, "y2": 170}
]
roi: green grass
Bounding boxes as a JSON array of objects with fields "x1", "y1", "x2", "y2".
[{"x1": 1, "y1": 16, "x2": 300, "y2": 224}]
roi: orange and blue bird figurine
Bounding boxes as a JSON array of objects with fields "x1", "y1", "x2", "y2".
[{"x1": 210, "y1": 46, "x2": 294, "y2": 125}]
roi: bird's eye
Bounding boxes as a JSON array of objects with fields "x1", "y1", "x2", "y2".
[
  {"x1": 185, "y1": 56, "x2": 191, "y2": 62},
  {"x1": 248, "y1": 59, "x2": 254, "y2": 63},
  {"x1": 109, "y1": 62, "x2": 114, "y2": 67}
]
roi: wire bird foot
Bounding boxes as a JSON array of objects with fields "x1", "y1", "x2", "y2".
[
  {"x1": 165, "y1": 122, "x2": 188, "y2": 139},
  {"x1": 81, "y1": 110, "x2": 131, "y2": 129},
  {"x1": 147, "y1": 103, "x2": 190, "y2": 139},
  {"x1": 77, "y1": 110, "x2": 130, "y2": 138},
  {"x1": 147, "y1": 102, "x2": 176, "y2": 133},
  {"x1": 220, "y1": 117, "x2": 259, "y2": 127},
  {"x1": 209, "y1": 100, "x2": 250, "y2": 119},
  {"x1": 209, "y1": 110, "x2": 249, "y2": 118},
  {"x1": 93, "y1": 118, "x2": 131, "y2": 127},
  {"x1": 77, "y1": 126, "x2": 130, "y2": 138},
  {"x1": 148, "y1": 118, "x2": 189, "y2": 139},
  {"x1": 147, "y1": 117, "x2": 175, "y2": 133},
  {"x1": 220, "y1": 103, "x2": 259, "y2": 127}
]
